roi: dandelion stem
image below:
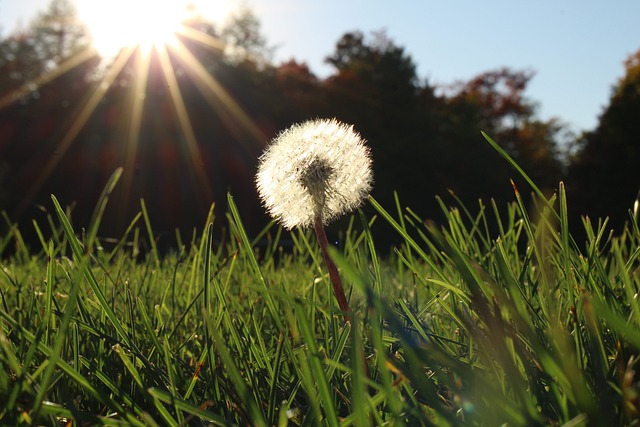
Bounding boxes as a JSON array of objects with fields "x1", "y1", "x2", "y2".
[
  {"x1": 314, "y1": 212, "x2": 372, "y2": 383},
  {"x1": 313, "y1": 214, "x2": 351, "y2": 322}
]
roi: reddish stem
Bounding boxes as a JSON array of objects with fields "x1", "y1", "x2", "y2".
[
  {"x1": 313, "y1": 214, "x2": 371, "y2": 382},
  {"x1": 313, "y1": 214, "x2": 351, "y2": 322}
]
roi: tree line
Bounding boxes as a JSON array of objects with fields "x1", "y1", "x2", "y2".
[{"x1": 1, "y1": 0, "x2": 638, "y2": 247}]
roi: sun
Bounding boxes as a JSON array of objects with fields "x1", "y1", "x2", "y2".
[{"x1": 76, "y1": 0, "x2": 229, "y2": 57}]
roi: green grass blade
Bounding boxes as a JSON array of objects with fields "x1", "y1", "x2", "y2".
[
  {"x1": 85, "y1": 167, "x2": 123, "y2": 254},
  {"x1": 147, "y1": 388, "x2": 235, "y2": 426},
  {"x1": 206, "y1": 315, "x2": 267, "y2": 426},
  {"x1": 294, "y1": 302, "x2": 340, "y2": 427},
  {"x1": 227, "y1": 193, "x2": 282, "y2": 330},
  {"x1": 51, "y1": 195, "x2": 132, "y2": 348},
  {"x1": 140, "y1": 198, "x2": 160, "y2": 264}
]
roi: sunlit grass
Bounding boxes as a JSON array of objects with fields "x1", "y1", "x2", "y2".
[{"x1": 1, "y1": 135, "x2": 640, "y2": 425}]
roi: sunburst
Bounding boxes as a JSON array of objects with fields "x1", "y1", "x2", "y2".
[
  {"x1": 1, "y1": 1, "x2": 267, "y2": 234},
  {"x1": 78, "y1": 0, "x2": 196, "y2": 56}
]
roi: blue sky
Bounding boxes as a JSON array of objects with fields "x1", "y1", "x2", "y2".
[{"x1": 2, "y1": 0, "x2": 639, "y2": 132}]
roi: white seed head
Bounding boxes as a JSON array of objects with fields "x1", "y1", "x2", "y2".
[{"x1": 256, "y1": 118, "x2": 373, "y2": 229}]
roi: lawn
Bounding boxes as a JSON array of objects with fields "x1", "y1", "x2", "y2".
[{"x1": 1, "y1": 135, "x2": 639, "y2": 426}]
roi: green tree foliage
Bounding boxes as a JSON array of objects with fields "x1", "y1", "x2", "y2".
[
  {"x1": 27, "y1": 0, "x2": 90, "y2": 67},
  {"x1": 221, "y1": 6, "x2": 274, "y2": 67},
  {"x1": 0, "y1": 0, "x2": 90, "y2": 93},
  {"x1": 568, "y1": 49, "x2": 640, "y2": 229}
]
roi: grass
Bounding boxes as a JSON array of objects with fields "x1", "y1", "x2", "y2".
[{"x1": 1, "y1": 133, "x2": 640, "y2": 425}]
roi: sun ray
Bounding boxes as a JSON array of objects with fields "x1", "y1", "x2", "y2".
[
  {"x1": 155, "y1": 43, "x2": 214, "y2": 202},
  {"x1": 16, "y1": 46, "x2": 137, "y2": 216},
  {"x1": 117, "y1": 47, "x2": 152, "y2": 228},
  {"x1": 0, "y1": 47, "x2": 96, "y2": 110},
  {"x1": 7, "y1": 3, "x2": 268, "y2": 234},
  {"x1": 168, "y1": 37, "x2": 266, "y2": 148},
  {"x1": 178, "y1": 25, "x2": 226, "y2": 53}
]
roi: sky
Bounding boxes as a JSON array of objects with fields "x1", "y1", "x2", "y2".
[{"x1": 1, "y1": 0, "x2": 639, "y2": 132}]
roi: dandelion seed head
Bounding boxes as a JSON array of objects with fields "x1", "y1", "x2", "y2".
[{"x1": 256, "y1": 118, "x2": 373, "y2": 229}]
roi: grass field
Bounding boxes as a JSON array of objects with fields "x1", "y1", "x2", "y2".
[{"x1": 1, "y1": 135, "x2": 640, "y2": 426}]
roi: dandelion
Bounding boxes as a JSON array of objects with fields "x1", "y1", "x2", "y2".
[
  {"x1": 256, "y1": 118, "x2": 373, "y2": 229},
  {"x1": 256, "y1": 118, "x2": 373, "y2": 320}
]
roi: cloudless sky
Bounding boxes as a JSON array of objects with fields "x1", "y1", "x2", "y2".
[{"x1": 1, "y1": 0, "x2": 639, "y2": 132}]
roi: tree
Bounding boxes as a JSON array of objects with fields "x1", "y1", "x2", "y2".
[
  {"x1": 322, "y1": 32, "x2": 561, "y2": 232},
  {"x1": 0, "y1": 0, "x2": 98, "y2": 225},
  {"x1": 220, "y1": 6, "x2": 273, "y2": 67},
  {"x1": 450, "y1": 68, "x2": 536, "y2": 153},
  {"x1": 29, "y1": 0, "x2": 90, "y2": 68},
  {"x1": 272, "y1": 59, "x2": 323, "y2": 120},
  {"x1": 0, "y1": 0, "x2": 93, "y2": 103},
  {"x1": 0, "y1": 0, "x2": 90, "y2": 81},
  {"x1": 568, "y1": 49, "x2": 640, "y2": 229},
  {"x1": 323, "y1": 31, "x2": 435, "y2": 219},
  {"x1": 447, "y1": 68, "x2": 565, "y2": 193},
  {"x1": 325, "y1": 30, "x2": 418, "y2": 108}
]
